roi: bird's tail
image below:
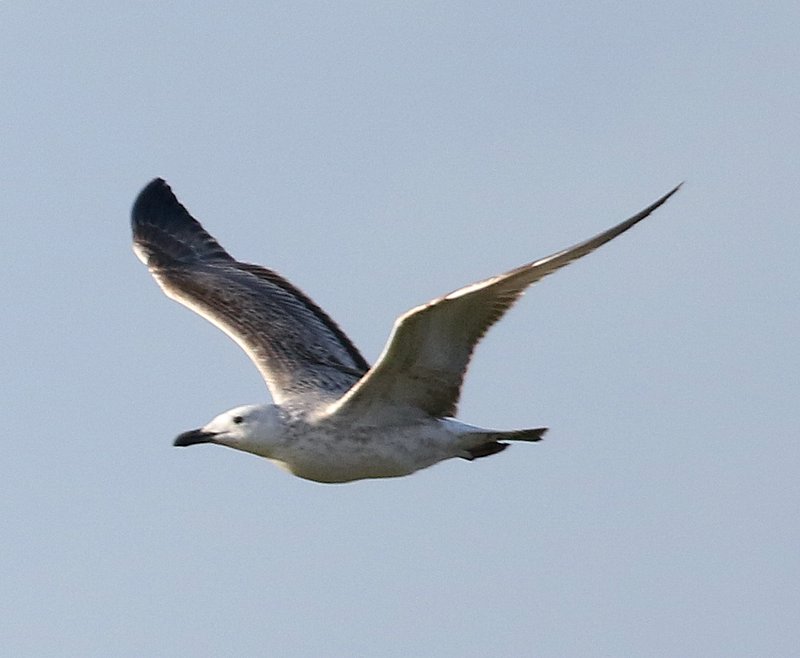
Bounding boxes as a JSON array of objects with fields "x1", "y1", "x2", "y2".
[{"x1": 460, "y1": 427, "x2": 548, "y2": 460}]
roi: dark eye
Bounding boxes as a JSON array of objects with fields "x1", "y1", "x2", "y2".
[{"x1": 232, "y1": 415, "x2": 243, "y2": 424}]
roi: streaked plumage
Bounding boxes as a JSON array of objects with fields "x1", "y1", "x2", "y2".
[{"x1": 132, "y1": 178, "x2": 679, "y2": 483}]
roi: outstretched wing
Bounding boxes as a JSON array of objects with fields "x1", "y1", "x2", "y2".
[
  {"x1": 131, "y1": 178, "x2": 369, "y2": 406},
  {"x1": 329, "y1": 185, "x2": 681, "y2": 421}
]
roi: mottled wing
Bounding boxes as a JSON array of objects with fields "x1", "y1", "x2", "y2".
[
  {"x1": 330, "y1": 185, "x2": 681, "y2": 421},
  {"x1": 132, "y1": 179, "x2": 369, "y2": 405}
]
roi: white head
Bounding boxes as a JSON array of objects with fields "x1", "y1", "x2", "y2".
[{"x1": 173, "y1": 404, "x2": 283, "y2": 458}]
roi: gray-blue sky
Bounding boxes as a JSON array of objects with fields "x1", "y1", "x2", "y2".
[{"x1": 1, "y1": 3, "x2": 797, "y2": 656}]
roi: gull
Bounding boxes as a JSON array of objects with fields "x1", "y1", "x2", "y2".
[{"x1": 132, "y1": 179, "x2": 680, "y2": 483}]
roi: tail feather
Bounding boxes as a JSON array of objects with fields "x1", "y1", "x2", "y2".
[{"x1": 461, "y1": 427, "x2": 548, "y2": 461}]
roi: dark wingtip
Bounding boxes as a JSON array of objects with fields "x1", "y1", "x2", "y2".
[
  {"x1": 668, "y1": 181, "x2": 684, "y2": 196},
  {"x1": 131, "y1": 178, "x2": 182, "y2": 229},
  {"x1": 131, "y1": 178, "x2": 232, "y2": 265},
  {"x1": 643, "y1": 182, "x2": 683, "y2": 216},
  {"x1": 656, "y1": 182, "x2": 684, "y2": 207}
]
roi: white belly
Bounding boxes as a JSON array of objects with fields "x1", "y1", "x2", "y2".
[{"x1": 268, "y1": 420, "x2": 461, "y2": 483}]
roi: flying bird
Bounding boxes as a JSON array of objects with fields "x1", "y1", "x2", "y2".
[{"x1": 132, "y1": 179, "x2": 680, "y2": 483}]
